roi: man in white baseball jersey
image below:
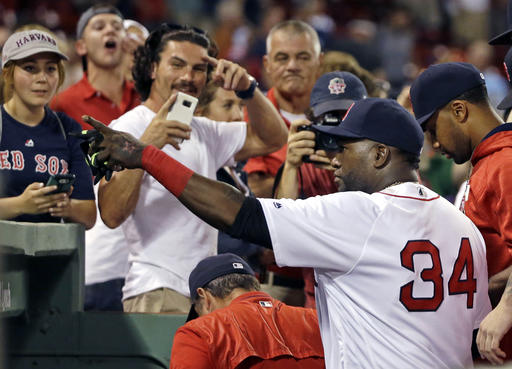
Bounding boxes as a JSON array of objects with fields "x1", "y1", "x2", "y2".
[{"x1": 80, "y1": 98, "x2": 491, "y2": 369}]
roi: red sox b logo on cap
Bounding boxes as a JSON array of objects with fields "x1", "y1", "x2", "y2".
[{"x1": 328, "y1": 77, "x2": 346, "y2": 94}]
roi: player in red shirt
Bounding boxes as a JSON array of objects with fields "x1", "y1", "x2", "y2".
[{"x1": 170, "y1": 253, "x2": 325, "y2": 369}]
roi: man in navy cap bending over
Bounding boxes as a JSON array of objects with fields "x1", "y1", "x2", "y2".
[
  {"x1": 80, "y1": 98, "x2": 490, "y2": 369},
  {"x1": 169, "y1": 253, "x2": 325, "y2": 369}
]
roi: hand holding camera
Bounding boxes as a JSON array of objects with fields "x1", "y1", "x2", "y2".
[
  {"x1": 286, "y1": 119, "x2": 317, "y2": 168},
  {"x1": 288, "y1": 113, "x2": 340, "y2": 168}
]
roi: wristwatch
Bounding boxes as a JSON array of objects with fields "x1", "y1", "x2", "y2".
[{"x1": 235, "y1": 76, "x2": 258, "y2": 100}]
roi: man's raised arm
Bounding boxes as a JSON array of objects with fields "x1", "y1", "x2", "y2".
[{"x1": 203, "y1": 55, "x2": 287, "y2": 161}]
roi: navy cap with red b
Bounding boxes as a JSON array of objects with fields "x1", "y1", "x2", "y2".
[
  {"x1": 313, "y1": 98, "x2": 424, "y2": 156},
  {"x1": 410, "y1": 62, "x2": 486, "y2": 126}
]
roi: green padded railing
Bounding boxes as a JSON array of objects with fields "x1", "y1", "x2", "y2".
[{"x1": 0, "y1": 220, "x2": 187, "y2": 369}]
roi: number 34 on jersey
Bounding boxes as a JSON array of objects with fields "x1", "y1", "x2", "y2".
[{"x1": 399, "y1": 238, "x2": 476, "y2": 311}]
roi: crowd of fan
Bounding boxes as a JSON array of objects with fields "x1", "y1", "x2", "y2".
[{"x1": 3, "y1": 0, "x2": 512, "y2": 368}]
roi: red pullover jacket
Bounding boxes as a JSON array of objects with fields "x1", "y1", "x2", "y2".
[
  {"x1": 466, "y1": 125, "x2": 512, "y2": 277},
  {"x1": 465, "y1": 124, "x2": 512, "y2": 361},
  {"x1": 170, "y1": 291, "x2": 325, "y2": 369}
]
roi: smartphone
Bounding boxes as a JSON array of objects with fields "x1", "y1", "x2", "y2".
[
  {"x1": 166, "y1": 92, "x2": 198, "y2": 143},
  {"x1": 45, "y1": 174, "x2": 76, "y2": 194}
]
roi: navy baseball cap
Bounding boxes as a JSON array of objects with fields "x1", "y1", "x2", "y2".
[
  {"x1": 186, "y1": 253, "x2": 255, "y2": 321},
  {"x1": 497, "y1": 47, "x2": 512, "y2": 110},
  {"x1": 313, "y1": 98, "x2": 424, "y2": 156},
  {"x1": 310, "y1": 71, "x2": 367, "y2": 117},
  {"x1": 76, "y1": 4, "x2": 124, "y2": 39},
  {"x1": 489, "y1": 0, "x2": 512, "y2": 45},
  {"x1": 410, "y1": 62, "x2": 486, "y2": 126}
]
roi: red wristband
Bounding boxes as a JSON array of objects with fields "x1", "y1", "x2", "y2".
[{"x1": 141, "y1": 145, "x2": 194, "y2": 197}]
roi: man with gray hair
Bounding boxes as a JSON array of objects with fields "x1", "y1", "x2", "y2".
[
  {"x1": 243, "y1": 20, "x2": 323, "y2": 305},
  {"x1": 244, "y1": 20, "x2": 323, "y2": 198}
]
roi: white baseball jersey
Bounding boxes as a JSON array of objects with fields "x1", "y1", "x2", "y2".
[{"x1": 259, "y1": 182, "x2": 491, "y2": 369}]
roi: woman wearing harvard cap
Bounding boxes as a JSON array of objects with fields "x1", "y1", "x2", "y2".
[{"x1": 0, "y1": 25, "x2": 95, "y2": 228}]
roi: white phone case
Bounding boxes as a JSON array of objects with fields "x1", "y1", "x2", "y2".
[{"x1": 166, "y1": 92, "x2": 198, "y2": 143}]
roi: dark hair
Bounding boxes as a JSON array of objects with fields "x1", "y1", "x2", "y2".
[
  {"x1": 454, "y1": 84, "x2": 489, "y2": 106},
  {"x1": 191, "y1": 273, "x2": 260, "y2": 304},
  {"x1": 133, "y1": 23, "x2": 215, "y2": 101}
]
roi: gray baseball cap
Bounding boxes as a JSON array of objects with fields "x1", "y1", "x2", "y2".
[
  {"x1": 1, "y1": 30, "x2": 68, "y2": 68},
  {"x1": 76, "y1": 5, "x2": 124, "y2": 39}
]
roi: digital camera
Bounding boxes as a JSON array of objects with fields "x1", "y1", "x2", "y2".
[{"x1": 298, "y1": 113, "x2": 342, "y2": 163}]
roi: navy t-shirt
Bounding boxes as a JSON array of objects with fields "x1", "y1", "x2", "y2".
[{"x1": 0, "y1": 106, "x2": 95, "y2": 223}]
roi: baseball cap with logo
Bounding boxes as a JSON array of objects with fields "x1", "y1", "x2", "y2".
[
  {"x1": 310, "y1": 71, "x2": 367, "y2": 118},
  {"x1": 410, "y1": 62, "x2": 486, "y2": 126},
  {"x1": 313, "y1": 98, "x2": 424, "y2": 156},
  {"x1": 1, "y1": 30, "x2": 68, "y2": 69},
  {"x1": 497, "y1": 47, "x2": 512, "y2": 110},
  {"x1": 76, "y1": 4, "x2": 124, "y2": 39},
  {"x1": 186, "y1": 253, "x2": 255, "y2": 321}
]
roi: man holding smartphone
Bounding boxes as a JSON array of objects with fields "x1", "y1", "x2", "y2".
[{"x1": 97, "y1": 24, "x2": 287, "y2": 313}]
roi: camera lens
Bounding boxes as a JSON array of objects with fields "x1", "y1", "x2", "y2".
[{"x1": 317, "y1": 133, "x2": 339, "y2": 151}]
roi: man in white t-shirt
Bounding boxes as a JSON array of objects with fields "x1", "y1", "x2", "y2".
[
  {"x1": 83, "y1": 97, "x2": 491, "y2": 368},
  {"x1": 97, "y1": 24, "x2": 287, "y2": 313}
]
